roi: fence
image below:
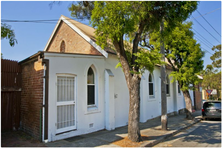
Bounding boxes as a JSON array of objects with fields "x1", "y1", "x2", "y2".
[{"x1": 1, "y1": 59, "x2": 22, "y2": 131}]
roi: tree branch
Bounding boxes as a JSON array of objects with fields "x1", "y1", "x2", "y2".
[
  {"x1": 113, "y1": 36, "x2": 132, "y2": 88},
  {"x1": 131, "y1": 20, "x2": 146, "y2": 72}
]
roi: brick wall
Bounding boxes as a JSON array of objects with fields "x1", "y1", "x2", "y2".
[
  {"x1": 46, "y1": 21, "x2": 102, "y2": 55},
  {"x1": 21, "y1": 60, "x2": 44, "y2": 140}
]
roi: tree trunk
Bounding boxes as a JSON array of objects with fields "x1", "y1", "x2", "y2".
[
  {"x1": 127, "y1": 75, "x2": 142, "y2": 142},
  {"x1": 182, "y1": 90, "x2": 194, "y2": 120},
  {"x1": 160, "y1": 18, "x2": 168, "y2": 130},
  {"x1": 113, "y1": 40, "x2": 142, "y2": 142}
]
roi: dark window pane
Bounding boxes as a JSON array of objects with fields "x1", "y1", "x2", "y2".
[
  {"x1": 87, "y1": 85, "x2": 95, "y2": 105},
  {"x1": 166, "y1": 75, "x2": 169, "y2": 83},
  {"x1": 87, "y1": 67, "x2": 94, "y2": 84},
  {"x1": 166, "y1": 84, "x2": 169, "y2": 94},
  {"x1": 149, "y1": 83, "x2": 153, "y2": 95},
  {"x1": 149, "y1": 74, "x2": 152, "y2": 82},
  {"x1": 178, "y1": 84, "x2": 181, "y2": 93},
  {"x1": 60, "y1": 40, "x2": 65, "y2": 52}
]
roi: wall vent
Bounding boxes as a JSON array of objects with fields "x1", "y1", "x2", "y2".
[{"x1": 89, "y1": 123, "x2": 94, "y2": 128}]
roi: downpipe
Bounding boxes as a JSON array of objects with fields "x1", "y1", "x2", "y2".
[{"x1": 42, "y1": 64, "x2": 46, "y2": 142}]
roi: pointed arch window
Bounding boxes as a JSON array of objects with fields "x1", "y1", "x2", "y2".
[
  {"x1": 87, "y1": 67, "x2": 95, "y2": 106},
  {"x1": 60, "y1": 40, "x2": 65, "y2": 53},
  {"x1": 148, "y1": 74, "x2": 154, "y2": 96}
]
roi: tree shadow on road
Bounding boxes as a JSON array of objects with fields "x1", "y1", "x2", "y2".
[{"x1": 162, "y1": 119, "x2": 221, "y2": 146}]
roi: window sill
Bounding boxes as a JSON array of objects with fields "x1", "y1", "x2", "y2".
[
  {"x1": 85, "y1": 110, "x2": 101, "y2": 115},
  {"x1": 86, "y1": 105, "x2": 100, "y2": 114},
  {"x1": 148, "y1": 98, "x2": 156, "y2": 102},
  {"x1": 149, "y1": 95, "x2": 155, "y2": 99},
  {"x1": 88, "y1": 104, "x2": 97, "y2": 108}
]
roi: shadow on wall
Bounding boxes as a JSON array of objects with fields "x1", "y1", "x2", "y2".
[{"x1": 20, "y1": 59, "x2": 44, "y2": 141}]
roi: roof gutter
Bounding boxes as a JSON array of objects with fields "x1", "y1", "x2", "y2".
[{"x1": 19, "y1": 51, "x2": 44, "y2": 65}]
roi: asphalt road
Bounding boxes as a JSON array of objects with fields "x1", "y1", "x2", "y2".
[{"x1": 154, "y1": 119, "x2": 221, "y2": 147}]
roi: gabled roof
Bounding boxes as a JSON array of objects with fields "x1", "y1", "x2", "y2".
[
  {"x1": 43, "y1": 15, "x2": 109, "y2": 58},
  {"x1": 43, "y1": 15, "x2": 174, "y2": 70}
]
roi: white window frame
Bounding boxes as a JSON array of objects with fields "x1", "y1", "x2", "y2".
[
  {"x1": 56, "y1": 74, "x2": 77, "y2": 134},
  {"x1": 148, "y1": 73, "x2": 155, "y2": 98},
  {"x1": 87, "y1": 65, "x2": 98, "y2": 110}
]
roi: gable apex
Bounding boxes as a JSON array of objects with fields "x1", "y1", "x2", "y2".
[{"x1": 44, "y1": 15, "x2": 108, "y2": 58}]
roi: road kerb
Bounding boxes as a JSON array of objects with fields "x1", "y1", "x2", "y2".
[{"x1": 141, "y1": 118, "x2": 201, "y2": 147}]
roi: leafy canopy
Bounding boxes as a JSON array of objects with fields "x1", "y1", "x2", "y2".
[
  {"x1": 149, "y1": 22, "x2": 204, "y2": 91},
  {"x1": 91, "y1": 1, "x2": 164, "y2": 74},
  {"x1": 69, "y1": 1, "x2": 94, "y2": 20},
  {"x1": 91, "y1": 1, "x2": 197, "y2": 75},
  {"x1": 1, "y1": 23, "x2": 18, "y2": 46},
  {"x1": 210, "y1": 44, "x2": 221, "y2": 69},
  {"x1": 202, "y1": 71, "x2": 221, "y2": 90},
  {"x1": 201, "y1": 44, "x2": 221, "y2": 98}
]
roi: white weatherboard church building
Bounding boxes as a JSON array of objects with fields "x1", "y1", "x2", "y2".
[{"x1": 19, "y1": 15, "x2": 195, "y2": 142}]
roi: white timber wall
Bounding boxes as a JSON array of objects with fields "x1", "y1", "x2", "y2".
[
  {"x1": 166, "y1": 70, "x2": 176, "y2": 114},
  {"x1": 45, "y1": 53, "x2": 130, "y2": 142},
  {"x1": 45, "y1": 53, "x2": 106, "y2": 142},
  {"x1": 176, "y1": 81, "x2": 185, "y2": 111},
  {"x1": 140, "y1": 68, "x2": 186, "y2": 123},
  {"x1": 45, "y1": 52, "x2": 188, "y2": 142},
  {"x1": 140, "y1": 67, "x2": 162, "y2": 122},
  {"x1": 104, "y1": 54, "x2": 129, "y2": 128}
]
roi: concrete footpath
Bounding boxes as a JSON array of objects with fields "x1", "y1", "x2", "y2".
[{"x1": 45, "y1": 111, "x2": 202, "y2": 147}]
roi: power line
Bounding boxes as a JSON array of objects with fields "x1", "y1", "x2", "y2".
[
  {"x1": 201, "y1": 46, "x2": 213, "y2": 55},
  {"x1": 194, "y1": 36, "x2": 214, "y2": 54},
  {"x1": 196, "y1": 10, "x2": 221, "y2": 37},
  {"x1": 2, "y1": 19, "x2": 56, "y2": 22},
  {"x1": 194, "y1": 36, "x2": 213, "y2": 49},
  {"x1": 194, "y1": 34, "x2": 213, "y2": 48},
  {"x1": 190, "y1": 7, "x2": 221, "y2": 21},
  {"x1": 1, "y1": 18, "x2": 90, "y2": 26},
  {"x1": 1, "y1": 17, "x2": 219, "y2": 55},
  {"x1": 192, "y1": 28, "x2": 215, "y2": 47},
  {"x1": 192, "y1": 16, "x2": 221, "y2": 43}
]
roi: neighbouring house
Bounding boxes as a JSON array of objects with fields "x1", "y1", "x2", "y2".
[
  {"x1": 19, "y1": 15, "x2": 196, "y2": 142},
  {"x1": 193, "y1": 75, "x2": 203, "y2": 111}
]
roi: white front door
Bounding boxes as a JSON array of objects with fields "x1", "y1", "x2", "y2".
[{"x1": 56, "y1": 75, "x2": 76, "y2": 134}]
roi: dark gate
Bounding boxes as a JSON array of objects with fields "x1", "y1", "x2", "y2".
[{"x1": 1, "y1": 59, "x2": 22, "y2": 131}]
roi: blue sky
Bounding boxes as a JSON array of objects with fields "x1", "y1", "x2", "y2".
[{"x1": 1, "y1": 1, "x2": 221, "y2": 69}]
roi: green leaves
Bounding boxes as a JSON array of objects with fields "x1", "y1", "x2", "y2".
[
  {"x1": 91, "y1": 2, "x2": 138, "y2": 46},
  {"x1": 90, "y1": 1, "x2": 200, "y2": 80},
  {"x1": 201, "y1": 44, "x2": 221, "y2": 98},
  {"x1": 149, "y1": 21, "x2": 204, "y2": 91},
  {"x1": 134, "y1": 49, "x2": 164, "y2": 74},
  {"x1": 1, "y1": 23, "x2": 17, "y2": 47},
  {"x1": 68, "y1": 1, "x2": 94, "y2": 20},
  {"x1": 115, "y1": 48, "x2": 165, "y2": 75},
  {"x1": 202, "y1": 71, "x2": 221, "y2": 91},
  {"x1": 210, "y1": 44, "x2": 221, "y2": 69}
]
